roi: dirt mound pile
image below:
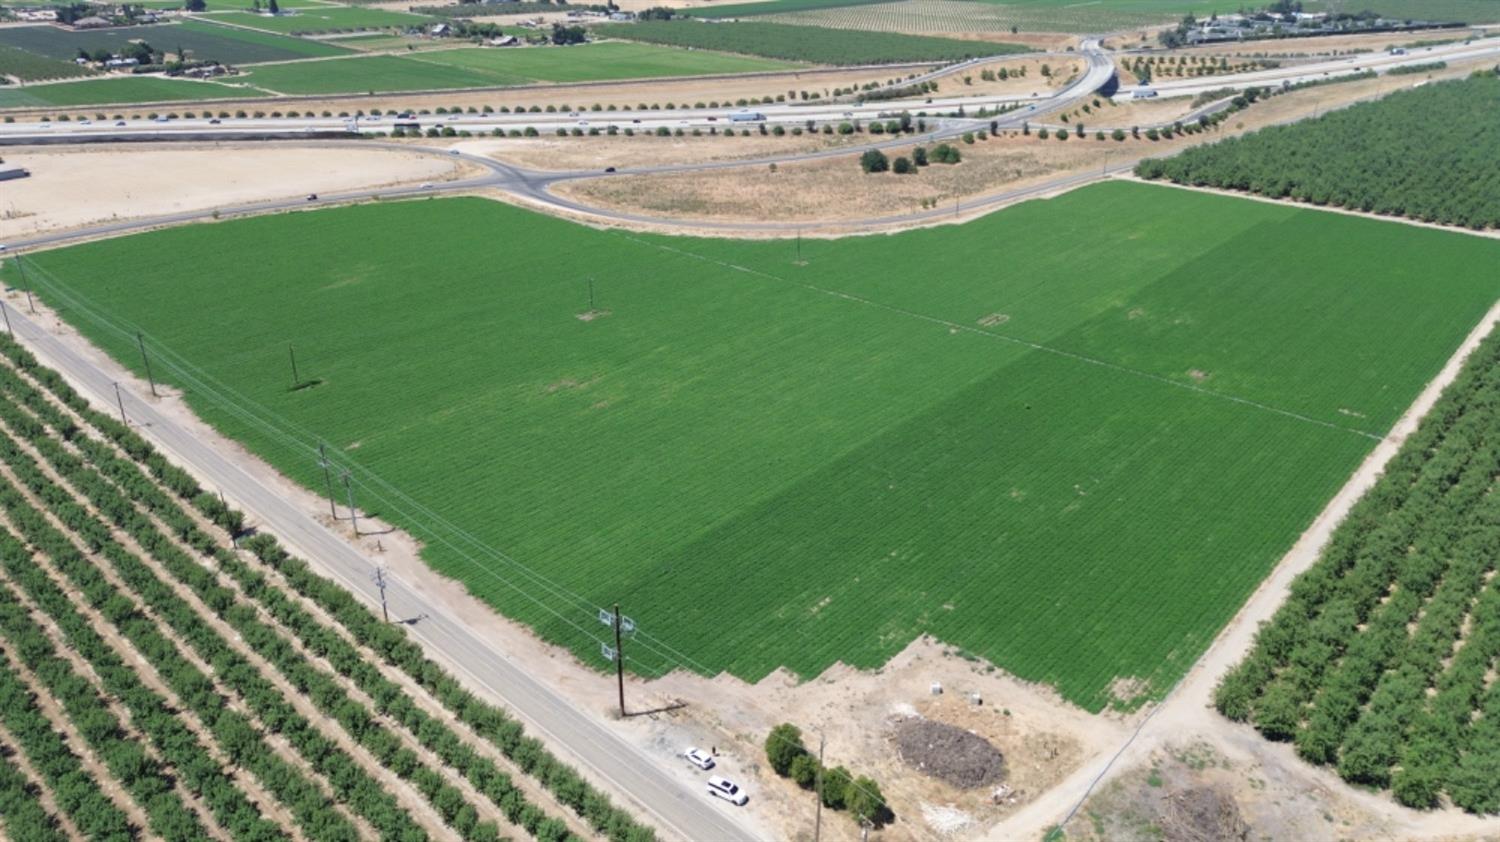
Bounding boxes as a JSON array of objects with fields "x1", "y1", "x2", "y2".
[
  {"x1": 1160, "y1": 786, "x2": 1248, "y2": 842},
  {"x1": 894, "y1": 717, "x2": 1005, "y2": 789}
]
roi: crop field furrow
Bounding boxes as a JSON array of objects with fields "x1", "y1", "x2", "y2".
[{"x1": 11, "y1": 182, "x2": 1500, "y2": 714}]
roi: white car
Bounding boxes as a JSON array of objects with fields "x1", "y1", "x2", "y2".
[
  {"x1": 684, "y1": 747, "x2": 714, "y2": 771},
  {"x1": 707, "y1": 776, "x2": 747, "y2": 806}
]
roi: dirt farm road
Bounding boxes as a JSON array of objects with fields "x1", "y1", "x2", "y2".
[{"x1": 1, "y1": 303, "x2": 766, "y2": 842}]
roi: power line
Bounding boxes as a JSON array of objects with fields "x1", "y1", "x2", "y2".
[{"x1": 17, "y1": 256, "x2": 922, "y2": 837}]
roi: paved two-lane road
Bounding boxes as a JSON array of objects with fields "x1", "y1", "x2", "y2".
[{"x1": 2, "y1": 304, "x2": 764, "y2": 842}]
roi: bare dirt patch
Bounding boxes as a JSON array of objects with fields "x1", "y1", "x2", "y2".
[
  {"x1": 551, "y1": 131, "x2": 1136, "y2": 224},
  {"x1": 894, "y1": 717, "x2": 1006, "y2": 790},
  {"x1": 0, "y1": 144, "x2": 466, "y2": 239},
  {"x1": 457, "y1": 131, "x2": 864, "y2": 171}
]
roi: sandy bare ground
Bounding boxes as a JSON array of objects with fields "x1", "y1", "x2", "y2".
[
  {"x1": 457, "y1": 131, "x2": 870, "y2": 170},
  {"x1": 551, "y1": 131, "x2": 1130, "y2": 224},
  {"x1": 0, "y1": 144, "x2": 468, "y2": 239}
]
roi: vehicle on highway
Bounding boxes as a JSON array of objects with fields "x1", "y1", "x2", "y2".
[
  {"x1": 707, "y1": 116, "x2": 718, "y2": 122},
  {"x1": 449, "y1": 149, "x2": 460, "y2": 155},
  {"x1": 78, "y1": 119, "x2": 91, "y2": 125},
  {"x1": 729, "y1": 111, "x2": 764, "y2": 123},
  {"x1": 153, "y1": 116, "x2": 169, "y2": 123},
  {"x1": 604, "y1": 166, "x2": 616, "y2": 173},
  {"x1": 1131, "y1": 87, "x2": 1158, "y2": 99},
  {"x1": 420, "y1": 182, "x2": 433, "y2": 188},
  {"x1": 115, "y1": 120, "x2": 126, "y2": 126},
  {"x1": 707, "y1": 776, "x2": 747, "y2": 806},
  {"x1": 631, "y1": 119, "x2": 641, "y2": 123},
  {"x1": 209, "y1": 118, "x2": 221, "y2": 124},
  {"x1": 306, "y1": 193, "x2": 318, "y2": 201},
  {"x1": 684, "y1": 747, "x2": 714, "y2": 770}
]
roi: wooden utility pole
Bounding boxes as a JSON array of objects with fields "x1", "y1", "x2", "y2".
[
  {"x1": 14, "y1": 253, "x2": 34, "y2": 314},
  {"x1": 318, "y1": 443, "x2": 336, "y2": 518},
  {"x1": 136, "y1": 332, "x2": 158, "y2": 397},
  {"x1": 814, "y1": 731, "x2": 826, "y2": 842},
  {"x1": 613, "y1": 603, "x2": 626, "y2": 718},
  {"x1": 372, "y1": 566, "x2": 390, "y2": 622},
  {"x1": 288, "y1": 344, "x2": 301, "y2": 389},
  {"x1": 341, "y1": 470, "x2": 358, "y2": 537}
]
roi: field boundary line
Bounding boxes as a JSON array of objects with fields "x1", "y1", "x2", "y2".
[{"x1": 619, "y1": 233, "x2": 1382, "y2": 441}]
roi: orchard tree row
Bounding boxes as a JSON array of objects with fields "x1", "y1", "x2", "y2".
[
  {"x1": 0, "y1": 333, "x2": 658, "y2": 842},
  {"x1": 1214, "y1": 329, "x2": 1500, "y2": 813},
  {"x1": 1137, "y1": 72, "x2": 1500, "y2": 230}
]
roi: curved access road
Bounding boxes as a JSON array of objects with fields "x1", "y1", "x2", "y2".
[{"x1": 5, "y1": 40, "x2": 1117, "y2": 249}]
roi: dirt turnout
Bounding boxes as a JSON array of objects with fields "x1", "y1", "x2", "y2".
[{"x1": 0, "y1": 144, "x2": 467, "y2": 239}]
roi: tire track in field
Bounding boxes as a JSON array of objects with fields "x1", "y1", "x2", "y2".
[{"x1": 619, "y1": 232, "x2": 1383, "y2": 441}]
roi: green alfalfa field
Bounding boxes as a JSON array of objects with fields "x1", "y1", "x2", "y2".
[{"x1": 13, "y1": 181, "x2": 1500, "y2": 711}]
